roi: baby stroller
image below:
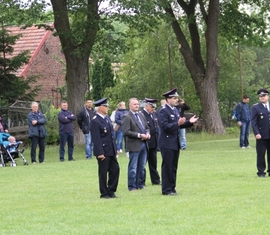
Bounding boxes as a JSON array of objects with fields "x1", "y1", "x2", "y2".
[{"x1": 0, "y1": 133, "x2": 28, "y2": 167}]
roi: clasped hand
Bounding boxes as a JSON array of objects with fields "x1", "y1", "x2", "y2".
[{"x1": 141, "y1": 133, "x2": 151, "y2": 140}]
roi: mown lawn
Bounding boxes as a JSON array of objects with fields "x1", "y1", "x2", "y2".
[{"x1": 0, "y1": 133, "x2": 269, "y2": 235}]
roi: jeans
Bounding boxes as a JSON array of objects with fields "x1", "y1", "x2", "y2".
[
  {"x1": 59, "y1": 132, "x2": 74, "y2": 161},
  {"x1": 116, "y1": 130, "x2": 123, "y2": 151},
  {"x1": 179, "y1": 128, "x2": 186, "y2": 149},
  {"x1": 239, "y1": 121, "x2": 250, "y2": 147},
  {"x1": 30, "y1": 136, "x2": 45, "y2": 163},
  {"x1": 128, "y1": 142, "x2": 147, "y2": 190},
  {"x1": 85, "y1": 133, "x2": 93, "y2": 159}
]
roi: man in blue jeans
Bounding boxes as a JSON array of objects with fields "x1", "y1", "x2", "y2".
[
  {"x1": 77, "y1": 99, "x2": 96, "y2": 159},
  {"x1": 122, "y1": 98, "x2": 150, "y2": 191},
  {"x1": 236, "y1": 95, "x2": 251, "y2": 149},
  {"x1": 58, "y1": 101, "x2": 76, "y2": 161}
]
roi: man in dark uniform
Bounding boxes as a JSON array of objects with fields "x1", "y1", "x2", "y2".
[
  {"x1": 251, "y1": 88, "x2": 270, "y2": 177},
  {"x1": 90, "y1": 98, "x2": 120, "y2": 198},
  {"x1": 142, "y1": 98, "x2": 161, "y2": 185},
  {"x1": 158, "y1": 88, "x2": 198, "y2": 196}
]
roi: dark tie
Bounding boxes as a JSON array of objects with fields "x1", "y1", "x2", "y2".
[{"x1": 135, "y1": 113, "x2": 146, "y2": 134}]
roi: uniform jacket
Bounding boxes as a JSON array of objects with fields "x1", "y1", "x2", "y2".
[
  {"x1": 122, "y1": 111, "x2": 150, "y2": 152},
  {"x1": 251, "y1": 102, "x2": 270, "y2": 139},
  {"x1": 158, "y1": 104, "x2": 192, "y2": 151},
  {"x1": 27, "y1": 111, "x2": 47, "y2": 138},
  {"x1": 58, "y1": 109, "x2": 76, "y2": 134},
  {"x1": 90, "y1": 114, "x2": 117, "y2": 157},
  {"x1": 77, "y1": 107, "x2": 96, "y2": 134},
  {"x1": 142, "y1": 109, "x2": 158, "y2": 149}
]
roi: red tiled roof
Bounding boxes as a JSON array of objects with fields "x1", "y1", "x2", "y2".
[{"x1": 6, "y1": 23, "x2": 53, "y2": 77}]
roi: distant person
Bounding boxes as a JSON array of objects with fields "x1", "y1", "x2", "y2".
[
  {"x1": 235, "y1": 95, "x2": 251, "y2": 148},
  {"x1": 251, "y1": 88, "x2": 270, "y2": 177},
  {"x1": 122, "y1": 98, "x2": 150, "y2": 191},
  {"x1": 110, "y1": 107, "x2": 118, "y2": 131},
  {"x1": 27, "y1": 102, "x2": 47, "y2": 164},
  {"x1": 158, "y1": 88, "x2": 198, "y2": 196},
  {"x1": 156, "y1": 99, "x2": 166, "y2": 115},
  {"x1": 90, "y1": 98, "x2": 120, "y2": 199},
  {"x1": 142, "y1": 98, "x2": 161, "y2": 185},
  {"x1": 115, "y1": 101, "x2": 127, "y2": 153},
  {"x1": 0, "y1": 112, "x2": 8, "y2": 133},
  {"x1": 58, "y1": 100, "x2": 76, "y2": 162},
  {"x1": 77, "y1": 99, "x2": 96, "y2": 160},
  {"x1": 177, "y1": 99, "x2": 190, "y2": 150}
]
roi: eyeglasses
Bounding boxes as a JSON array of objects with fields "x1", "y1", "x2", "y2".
[{"x1": 259, "y1": 94, "x2": 268, "y2": 97}]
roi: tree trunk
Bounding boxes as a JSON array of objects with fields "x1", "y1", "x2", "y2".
[
  {"x1": 50, "y1": 0, "x2": 99, "y2": 143},
  {"x1": 66, "y1": 54, "x2": 88, "y2": 144}
]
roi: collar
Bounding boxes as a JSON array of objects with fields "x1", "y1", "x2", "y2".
[{"x1": 97, "y1": 113, "x2": 106, "y2": 119}]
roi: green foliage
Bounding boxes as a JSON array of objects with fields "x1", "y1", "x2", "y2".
[
  {"x1": 103, "y1": 22, "x2": 200, "y2": 115},
  {"x1": 219, "y1": 1, "x2": 269, "y2": 45},
  {"x1": 0, "y1": 26, "x2": 41, "y2": 104},
  {"x1": 92, "y1": 59, "x2": 102, "y2": 100},
  {"x1": 101, "y1": 54, "x2": 115, "y2": 97},
  {"x1": 91, "y1": 19, "x2": 129, "y2": 62},
  {"x1": 44, "y1": 105, "x2": 60, "y2": 145}
]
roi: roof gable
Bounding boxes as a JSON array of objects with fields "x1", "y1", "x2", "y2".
[{"x1": 6, "y1": 24, "x2": 53, "y2": 76}]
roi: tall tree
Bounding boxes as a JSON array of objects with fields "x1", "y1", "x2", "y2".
[
  {"x1": 113, "y1": 0, "x2": 268, "y2": 134},
  {"x1": 92, "y1": 59, "x2": 102, "y2": 101},
  {"x1": 101, "y1": 54, "x2": 114, "y2": 96},
  {"x1": 48, "y1": 0, "x2": 100, "y2": 142},
  {"x1": 0, "y1": 26, "x2": 40, "y2": 105}
]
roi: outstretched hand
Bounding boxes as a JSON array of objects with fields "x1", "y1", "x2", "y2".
[{"x1": 189, "y1": 115, "x2": 199, "y2": 123}]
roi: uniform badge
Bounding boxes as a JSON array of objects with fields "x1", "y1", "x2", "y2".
[{"x1": 104, "y1": 127, "x2": 107, "y2": 133}]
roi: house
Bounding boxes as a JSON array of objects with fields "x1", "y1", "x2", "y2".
[{"x1": 7, "y1": 23, "x2": 66, "y2": 108}]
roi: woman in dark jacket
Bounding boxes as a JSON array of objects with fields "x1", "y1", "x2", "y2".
[{"x1": 27, "y1": 102, "x2": 47, "y2": 164}]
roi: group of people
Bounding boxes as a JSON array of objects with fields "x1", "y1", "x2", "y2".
[
  {"x1": 7, "y1": 86, "x2": 270, "y2": 197},
  {"x1": 92, "y1": 88, "x2": 198, "y2": 198}
]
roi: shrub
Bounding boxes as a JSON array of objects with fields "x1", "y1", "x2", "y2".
[{"x1": 45, "y1": 105, "x2": 60, "y2": 145}]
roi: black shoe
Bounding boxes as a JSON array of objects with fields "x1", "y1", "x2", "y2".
[
  {"x1": 60, "y1": 159, "x2": 64, "y2": 162},
  {"x1": 152, "y1": 183, "x2": 161, "y2": 185},
  {"x1": 100, "y1": 195, "x2": 110, "y2": 199},
  {"x1": 162, "y1": 192, "x2": 177, "y2": 196},
  {"x1": 258, "y1": 175, "x2": 266, "y2": 178},
  {"x1": 109, "y1": 194, "x2": 117, "y2": 198},
  {"x1": 68, "y1": 159, "x2": 75, "y2": 161}
]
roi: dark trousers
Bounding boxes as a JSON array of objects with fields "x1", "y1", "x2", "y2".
[
  {"x1": 98, "y1": 155, "x2": 120, "y2": 197},
  {"x1": 256, "y1": 139, "x2": 270, "y2": 176},
  {"x1": 30, "y1": 136, "x2": 45, "y2": 163},
  {"x1": 147, "y1": 148, "x2": 160, "y2": 184},
  {"x1": 59, "y1": 133, "x2": 74, "y2": 161},
  {"x1": 160, "y1": 149, "x2": 179, "y2": 194}
]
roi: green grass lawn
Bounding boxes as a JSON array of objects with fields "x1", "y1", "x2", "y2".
[{"x1": 0, "y1": 133, "x2": 269, "y2": 235}]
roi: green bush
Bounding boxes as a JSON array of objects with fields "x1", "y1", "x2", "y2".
[{"x1": 45, "y1": 105, "x2": 60, "y2": 145}]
